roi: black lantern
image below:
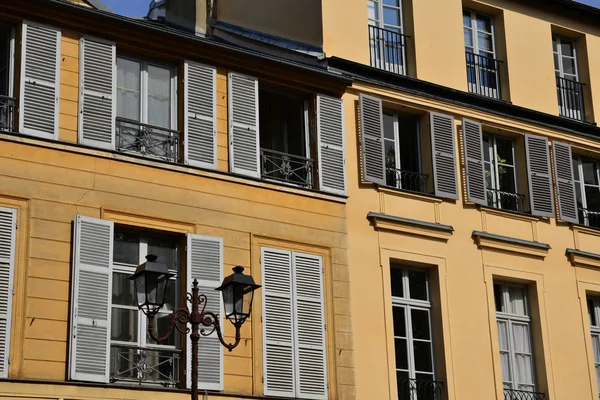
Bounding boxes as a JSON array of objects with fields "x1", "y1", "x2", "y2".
[
  {"x1": 215, "y1": 266, "x2": 261, "y2": 326},
  {"x1": 129, "y1": 254, "x2": 174, "y2": 317}
]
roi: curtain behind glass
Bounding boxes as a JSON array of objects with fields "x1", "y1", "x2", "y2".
[{"x1": 147, "y1": 65, "x2": 171, "y2": 128}]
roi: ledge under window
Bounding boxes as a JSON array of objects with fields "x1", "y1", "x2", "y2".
[
  {"x1": 566, "y1": 248, "x2": 600, "y2": 269},
  {"x1": 367, "y1": 212, "x2": 453, "y2": 241},
  {"x1": 472, "y1": 231, "x2": 550, "y2": 258}
]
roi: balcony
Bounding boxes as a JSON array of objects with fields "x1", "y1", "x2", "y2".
[
  {"x1": 0, "y1": 95, "x2": 15, "y2": 132},
  {"x1": 110, "y1": 344, "x2": 180, "y2": 387},
  {"x1": 369, "y1": 25, "x2": 409, "y2": 76},
  {"x1": 556, "y1": 76, "x2": 586, "y2": 121},
  {"x1": 260, "y1": 148, "x2": 314, "y2": 188},
  {"x1": 115, "y1": 117, "x2": 180, "y2": 163},
  {"x1": 503, "y1": 389, "x2": 546, "y2": 400},
  {"x1": 580, "y1": 207, "x2": 600, "y2": 229},
  {"x1": 465, "y1": 52, "x2": 502, "y2": 100},
  {"x1": 486, "y1": 188, "x2": 525, "y2": 213},
  {"x1": 386, "y1": 167, "x2": 428, "y2": 194},
  {"x1": 397, "y1": 377, "x2": 444, "y2": 400}
]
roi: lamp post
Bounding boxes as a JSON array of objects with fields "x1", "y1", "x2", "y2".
[{"x1": 129, "y1": 255, "x2": 260, "y2": 400}]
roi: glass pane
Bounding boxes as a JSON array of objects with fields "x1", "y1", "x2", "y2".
[
  {"x1": 390, "y1": 266, "x2": 404, "y2": 298},
  {"x1": 147, "y1": 65, "x2": 172, "y2": 128},
  {"x1": 496, "y1": 137, "x2": 514, "y2": 165},
  {"x1": 552, "y1": 36, "x2": 558, "y2": 52},
  {"x1": 515, "y1": 354, "x2": 534, "y2": 385},
  {"x1": 500, "y1": 351, "x2": 512, "y2": 384},
  {"x1": 114, "y1": 231, "x2": 140, "y2": 265},
  {"x1": 385, "y1": 140, "x2": 396, "y2": 170},
  {"x1": 512, "y1": 323, "x2": 531, "y2": 353},
  {"x1": 397, "y1": 113, "x2": 421, "y2": 175},
  {"x1": 112, "y1": 273, "x2": 137, "y2": 306},
  {"x1": 553, "y1": 53, "x2": 560, "y2": 71},
  {"x1": 395, "y1": 338, "x2": 408, "y2": 370},
  {"x1": 408, "y1": 269, "x2": 428, "y2": 301},
  {"x1": 117, "y1": 88, "x2": 140, "y2": 121},
  {"x1": 383, "y1": 0, "x2": 400, "y2": 6},
  {"x1": 562, "y1": 57, "x2": 576, "y2": 76},
  {"x1": 396, "y1": 370, "x2": 410, "y2": 400},
  {"x1": 483, "y1": 135, "x2": 491, "y2": 162},
  {"x1": 589, "y1": 299, "x2": 597, "y2": 327},
  {"x1": 117, "y1": 58, "x2": 141, "y2": 121},
  {"x1": 147, "y1": 311, "x2": 176, "y2": 346},
  {"x1": 148, "y1": 235, "x2": 179, "y2": 272},
  {"x1": 367, "y1": 0, "x2": 378, "y2": 21},
  {"x1": 475, "y1": 15, "x2": 492, "y2": 33},
  {"x1": 508, "y1": 286, "x2": 527, "y2": 316},
  {"x1": 383, "y1": 112, "x2": 396, "y2": 140},
  {"x1": 582, "y1": 161, "x2": 598, "y2": 185},
  {"x1": 464, "y1": 28, "x2": 473, "y2": 47},
  {"x1": 560, "y1": 40, "x2": 574, "y2": 57},
  {"x1": 477, "y1": 32, "x2": 493, "y2": 52},
  {"x1": 592, "y1": 334, "x2": 600, "y2": 363},
  {"x1": 415, "y1": 373, "x2": 437, "y2": 400},
  {"x1": 111, "y1": 308, "x2": 138, "y2": 342},
  {"x1": 497, "y1": 320, "x2": 510, "y2": 350},
  {"x1": 383, "y1": 7, "x2": 400, "y2": 27},
  {"x1": 463, "y1": 12, "x2": 471, "y2": 28},
  {"x1": 494, "y1": 283, "x2": 503, "y2": 312},
  {"x1": 573, "y1": 158, "x2": 581, "y2": 181},
  {"x1": 411, "y1": 309, "x2": 431, "y2": 340},
  {"x1": 393, "y1": 306, "x2": 406, "y2": 337},
  {"x1": 498, "y1": 166, "x2": 515, "y2": 193},
  {"x1": 585, "y1": 186, "x2": 600, "y2": 211},
  {"x1": 413, "y1": 340, "x2": 433, "y2": 372}
]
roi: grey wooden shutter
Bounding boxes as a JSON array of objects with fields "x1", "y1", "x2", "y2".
[
  {"x1": 69, "y1": 216, "x2": 113, "y2": 383},
  {"x1": 228, "y1": 72, "x2": 259, "y2": 178},
  {"x1": 293, "y1": 252, "x2": 327, "y2": 400},
  {"x1": 78, "y1": 36, "x2": 115, "y2": 150},
  {"x1": 0, "y1": 207, "x2": 16, "y2": 378},
  {"x1": 262, "y1": 247, "x2": 295, "y2": 397},
  {"x1": 317, "y1": 94, "x2": 346, "y2": 195},
  {"x1": 525, "y1": 134, "x2": 555, "y2": 217},
  {"x1": 186, "y1": 234, "x2": 223, "y2": 391},
  {"x1": 430, "y1": 112, "x2": 458, "y2": 199},
  {"x1": 359, "y1": 94, "x2": 385, "y2": 185},
  {"x1": 553, "y1": 141, "x2": 578, "y2": 223},
  {"x1": 462, "y1": 118, "x2": 487, "y2": 205},
  {"x1": 19, "y1": 22, "x2": 61, "y2": 140},
  {"x1": 184, "y1": 61, "x2": 217, "y2": 169}
]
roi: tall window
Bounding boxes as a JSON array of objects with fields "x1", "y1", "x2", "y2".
[
  {"x1": 368, "y1": 0, "x2": 407, "y2": 75},
  {"x1": 572, "y1": 156, "x2": 600, "y2": 228},
  {"x1": 494, "y1": 282, "x2": 538, "y2": 395},
  {"x1": 0, "y1": 25, "x2": 13, "y2": 131},
  {"x1": 587, "y1": 297, "x2": 600, "y2": 398},
  {"x1": 553, "y1": 35, "x2": 585, "y2": 120},
  {"x1": 483, "y1": 134, "x2": 520, "y2": 211},
  {"x1": 463, "y1": 10, "x2": 500, "y2": 99},
  {"x1": 111, "y1": 228, "x2": 181, "y2": 386},
  {"x1": 383, "y1": 111, "x2": 424, "y2": 192},
  {"x1": 391, "y1": 265, "x2": 442, "y2": 400}
]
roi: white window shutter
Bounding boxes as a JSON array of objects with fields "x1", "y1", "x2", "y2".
[
  {"x1": 78, "y1": 36, "x2": 115, "y2": 150},
  {"x1": 69, "y1": 216, "x2": 113, "y2": 383},
  {"x1": 552, "y1": 141, "x2": 578, "y2": 223},
  {"x1": 462, "y1": 118, "x2": 487, "y2": 205},
  {"x1": 317, "y1": 94, "x2": 346, "y2": 195},
  {"x1": 19, "y1": 22, "x2": 60, "y2": 140},
  {"x1": 186, "y1": 234, "x2": 223, "y2": 391},
  {"x1": 262, "y1": 247, "x2": 295, "y2": 397},
  {"x1": 430, "y1": 112, "x2": 458, "y2": 199},
  {"x1": 228, "y1": 72, "x2": 260, "y2": 178},
  {"x1": 184, "y1": 61, "x2": 217, "y2": 169},
  {"x1": 525, "y1": 134, "x2": 555, "y2": 217},
  {"x1": 359, "y1": 94, "x2": 385, "y2": 185},
  {"x1": 0, "y1": 207, "x2": 16, "y2": 378},
  {"x1": 293, "y1": 252, "x2": 327, "y2": 400}
]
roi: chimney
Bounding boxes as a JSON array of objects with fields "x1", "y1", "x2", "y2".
[{"x1": 148, "y1": 0, "x2": 210, "y2": 36}]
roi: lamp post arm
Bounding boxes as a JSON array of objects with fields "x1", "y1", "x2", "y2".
[
  {"x1": 147, "y1": 308, "x2": 191, "y2": 344},
  {"x1": 199, "y1": 311, "x2": 242, "y2": 352}
]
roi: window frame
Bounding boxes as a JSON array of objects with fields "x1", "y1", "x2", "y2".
[
  {"x1": 553, "y1": 35, "x2": 579, "y2": 82},
  {"x1": 587, "y1": 296, "x2": 600, "y2": 398},
  {"x1": 483, "y1": 133, "x2": 518, "y2": 210},
  {"x1": 383, "y1": 109, "x2": 423, "y2": 191},
  {"x1": 463, "y1": 9, "x2": 497, "y2": 60},
  {"x1": 368, "y1": 0, "x2": 407, "y2": 75},
  {"x1": 573, "y1": 155, "x2": 600, "y2": 227},
  {"x1": 0, "y1": 24, "x2": 15, "y2": 98}
]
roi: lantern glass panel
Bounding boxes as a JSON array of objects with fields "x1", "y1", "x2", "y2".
[{"x1": 134, "y1": 275, "x2": 146, "y2": 307}]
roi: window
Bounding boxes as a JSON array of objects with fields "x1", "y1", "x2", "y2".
[
  {"x1": 383, "y1": 110, "x2": 425, "y2": 192},
  {"x1": 259, "y1": 88, "x2": 313, "y2": 188},
  {"x1": 494, "y1": 282, "x2": 539, "y2": 397},
  {"x1": 390, "y1": 265, "x2": 442, "y2": 400},
  {"x1": 368, "y1": 0, "x2": 407, "y2": 75},
  {"x1": 553, "y1": 35, "x2": 585, "y2": 121},
  {"x1": 0, "y1": 25, "x2": 14, "y2": 131},
  {"x1": 110, "y1": 228, "x2": 181, "y2": 386},
  {"x1": 463, "y1": 10, "x2": 501, "y2": 99},
  {"x1": 116, "y1": 56, "x2": 178, "y2": 161},
  {"x1": 587, "y1": 297, "x2": 600, "y2": 398},
  {"x1": 572, "y1": 156, "x2": 600, "y2": 228},
  {"x1": 483, "y1": 134, "x2": 522, "y2": 212}
]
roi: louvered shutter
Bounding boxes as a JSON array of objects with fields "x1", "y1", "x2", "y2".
[
  {"x1": 317, "y1": 94, "x2": 346, "y2": 195},
  {"x1": 0, "y1": 208, "x2": 16, "y2": 378},
  {"x1": 184, "y1": 61, "x2": 217, "y2": 169},
  {"x1": 359, "y1": 94, "x2": 385, "y2": 185},
  {"x1": 525, "y1": 134, "x2": 555, "y2": 217},
  {"x1": 430, "y1": 112, "x2": 458, "y2": 199},
  {"x1": 552, "y1": 141, "x2": 578, "y2": 223},
  {"x1": 228, "y1": 72, "x2": 259, "y2": 178},
  {"x1": 69, "y1": 216, "x2": 113, "y2": 383},
  {"x1": 262, "y1": 247, "x2": 295, "y2": 397},
  {"x1": 186, "y1": 234, "x2": 223, "y2": 391},
  {"x1": 19, "y1": 22, "x2": 60, "y2": 140},
  {"x1": 293, "y1": 252, "x2": 327, "y2": 400},
  {"x1": 78, "y1": 36, "x2": 115, "y2": 149},
  {"x1": 462, "y1": 118, "x2": 487, "y2": 205}
]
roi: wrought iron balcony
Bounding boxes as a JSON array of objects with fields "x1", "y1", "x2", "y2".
[
  {"x1": 580, "y1": 207, "x2": 600, "y2": 229},
  {"x1": 386, "y1": 167, "x2": 428, "y2": 194},
  {"x1": 503, "y1": 388, "x2": 546, "y2": 400},
  {"x1": 465, "y1": 52, "x2": 502, "y2": 100},
  {"x1": 116, "y1": 117, "x2": 180, "y2": 163},
  {"x1": 556, "y1": 76, "x2": 586, "y2": 121},
  {"x1": 397, "y1": 377, "x2": 444, "y2": 400},
  {"x1": 260, "y1": 148, "x2": 314, "y2": 188},
  {"x1": 369, "y1": 25, "x2": 409, "y2": 75},
  {"x1": 486, "y1": 188, "x2": 525, "y2": 213},
  {"x1": 0, "y1": 95, "x2": 15, "y2": 132},
  {"x1": 110, "y1": 344, "x2": 180, "y2": 387}
]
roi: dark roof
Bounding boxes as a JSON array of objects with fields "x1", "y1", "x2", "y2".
[{"x1": 85, "y1": 0, "x2": 112, "y2": 13}]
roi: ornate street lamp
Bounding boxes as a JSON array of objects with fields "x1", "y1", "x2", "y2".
[{"x1": 130, "y1": 256, "x2": 260, "y2": 400}]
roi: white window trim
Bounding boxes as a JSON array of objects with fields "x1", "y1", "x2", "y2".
[
  {"x1": 383, "y1": 110, "x2": 423, "y2": 191},
  {"x1": 553, "y1": 35, "x2": 579, "y2": 82},
  {"x1": 464, "y1": 9, "x2": 499, "y2": 97},
  {"x1": 368, "y1": 0, "x2": 407, "y2": 75},
  {"x1": 573, "y1": 155, "x2": 600, "y2": 226},
  {"x1": 587, "y1": 297, "x2": 600, "y2": 398},
  {"x1": 483, "y1": 134, "x2": 518, "y2": 210}
]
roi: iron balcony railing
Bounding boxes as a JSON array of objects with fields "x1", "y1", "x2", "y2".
[
  {"x1": 503, "y1": 388, "x2": 546, "y2": 400},
  {"x1": 465, "y1": 52, "x2": 502, "y2": 100},
  {"x1": 0, "y1": 95, "x2": 15, "y2": 132},
  {"x1": 369, "y1": 25, "x2": 409, "y2": 76},
  {"x1": 115, "y1": 117, "x2": 180, "y2": 163},
  {"x1": 556, "y1": 76, "x2": 586, "y2": 121},
  {"x1": 580, "y1": 207, "x2": 600, "y2": 229},
  {"x1": 386, "y1": 167, "x2": 428, "y2": 194},
  {"x1": 260, "y1": 148, "x2": 314, "y2": 188},
  {"x1": 486, "y1": 188, "x2": 525, "y2": 213},
  {"x1": 110, "y1": 344, "x2": 180, "y2": 387},
  {"x1": 397, "y1": 378, "x2": 444, "y2": 400}
]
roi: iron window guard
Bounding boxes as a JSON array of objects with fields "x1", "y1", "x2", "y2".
[
  {"x1": 368, "y1": 24, "x2": 409, "y2": 76},
  {"x1": 260, "y1": 147, "x2": 314, "y2": 188},
  {"x1": 465, "y1": 52, "x2": 503, "y2": 100},
  {"x1": 556, "y1": 76, "x2": 586, "y2": 122},
  {"x1": 397, "y1": 377, "x2": 444, "y2": 400},
  {"x1": 579, "y1": 207, "x2": 600, "y2": 229},
  {"x1": 109, "y1": 344, "x2": 181, "y2": 387},
  {"x1": 386, "y1": 167, "x2": 428, "y2": 194},
  {"x1": 486, "y1": 188, "x2": 525, "y2": 213},
  {"x1": 0, "y1": 95, "x2": 15, "y2": 132},
  {"x1": 115, "y1": 117, "x2": 180, "y2": 163},
  {"x1": 503, "y1": 388, "x2": 546, "y2": 400}
]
